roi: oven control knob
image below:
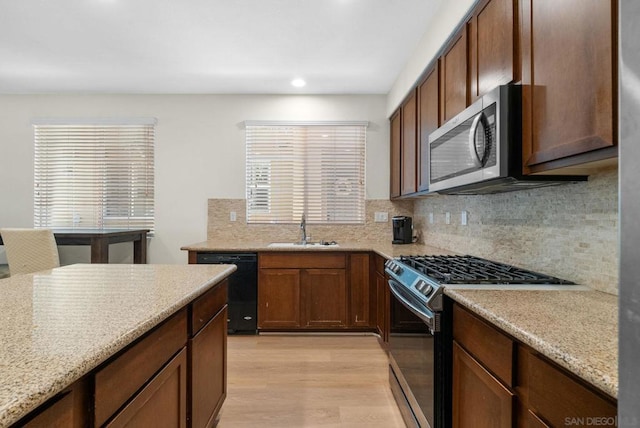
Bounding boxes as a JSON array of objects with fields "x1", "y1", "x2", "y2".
[
  {"x1": 392, "y1": 264, "x2": 403, "y2": 274},
  {"x1": 415, "y1": 280, "x2": 433, "y2": 296}
]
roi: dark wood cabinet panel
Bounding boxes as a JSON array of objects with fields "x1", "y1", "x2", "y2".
[
  {"x1": 258, "y1": 269, "x2": 301, "y2": 328},
  {"x1": 469, "y1": 0, "x2": 517, "y2": 101},
  {"x1": 452, "y1": 342, "x2": 514, "y2": 428},
  {"x1": 390, "y1": 110, "x2": 401, "y2": 198},
  {"x1": 106, "y1": 348, "x2": 188, "y2": 428},
  {"x1": 418, "y1": 65, "x2": 440, "y2": 192},
  {"x1": 259, "y1": 252, "x2": 345, "y2": 269},
  {"x1": 22, "y1": 378, "x2": 89, "y2": 428},
  {"x1": 191, "y1": 279, "x2": 228, "y2": 336},
  {"x1": 302, "y1": 269, "x2": 347, "y2": 327},
  {"x1": 401, "y1": 89, "x2": 418, "y2": 195},
  {"x1": 521, "y1": 0, "x2": 616, "y2": 172},
  {"x1": 190, "y1": 307, "x2": 227, "y2": 428},
  {"x1": 349, "y1": 253, "x2": 372, "y2": 327},
  {"x1": 95, "y1": 309, "x2": 188, "y2": 427},
  {"x1": 453, "y1": 304, "x2": 514, "y2": 386},
  {"x1": 526, "y1": 351, "x2": 616, "y2": 427},
  {"x1": 441, "y1": 26, "x2": 469, "y2": 122}
]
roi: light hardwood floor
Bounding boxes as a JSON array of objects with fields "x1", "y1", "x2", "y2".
[{"x1": 218, "y1": 335, "x2": 406, "y2": 428}]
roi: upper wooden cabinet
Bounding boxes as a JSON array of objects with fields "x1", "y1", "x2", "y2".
[
  {"x1": 417, "y1": 64, "x2": 440, "y2": 192},
  {"x1": 440, "y1": 26, "x2": 469, "y2": 122},
  {"x1": 468, "y1": 0, "x2": 517, "y2": 101},
  {"x1": 401, "y1": 89, "x2": 418, "y2": 195},
  {"x1": 390, "y1": 110, "x2": 401, "y2": 198},
  {"x1": 520, "y1": 0, "x2": 617, "y2": 173}
]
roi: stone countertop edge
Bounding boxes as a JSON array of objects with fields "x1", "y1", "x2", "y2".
[
  {"x1": 0, "y1": 264, "x2": 237, "y2": 428},
  {"x1": 444, "y1": 288, "x2": 618, "y2": 399}
]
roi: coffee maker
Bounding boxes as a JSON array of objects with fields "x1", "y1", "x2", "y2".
[{"x1": 392, "y1": 216, "x2": 413, "y2": 244}]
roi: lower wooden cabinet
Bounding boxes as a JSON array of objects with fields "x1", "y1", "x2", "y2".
[
  {"x1": 257, "y1": 252, "x2": 375, "y2": 331},
  {"x1": 106, "y1": 348, "x2": 188, "y2": 428},
  {"x1": 258, "y1": 269, "x2": 302, "y2": 328},
  {"x1": 190, "y1": 307, "x2": 227, "y2": 428},
  {"x1": 22, "y1": 378, "x2": 89, "y2": 428},
  {"x1": 452, "y1": 303, "x2": 617, "y2": 428},
  {"x1": 452, "y1": 342, "x2": 514, "y2": 428},
  {"x1": 302, "y1": 268, "x2": 347, "y2": 327}
]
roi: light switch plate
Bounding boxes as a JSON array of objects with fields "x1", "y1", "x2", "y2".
[
  {"x1": 445, "y1": 212, "x2": 451, "y2": 225},
  {"x1": 230, "y1": 211, "x2": 237, "y2": 222},
  {"x1": 461, "y1": 210, "x2": 468, "y2": 226},
  {"x1": 374, "y1": 212, "x2": 388, "y2": 222},
  {"x1": 429, "y1": 212, "x2": 434, "y2": 224}
]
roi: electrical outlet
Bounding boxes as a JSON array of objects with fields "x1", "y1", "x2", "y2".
[
  {"x1": 445, "y1": 212, "x2": 451, "y2": 225},
  {"x1": 461, "y1": 210, "x2": 468, "y2": 226},
  {"x1": 374, "y1": 212, "x2": 388, "y2": 222},
  {"x1": 230, "y1": 211, "x2": 237, "y2": 222},
  {"x1": 429, "y1": 212, "x2": 434, "y2": 224}
]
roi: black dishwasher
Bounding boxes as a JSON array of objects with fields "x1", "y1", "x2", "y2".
[{"x1": 196, "y1": 252, "x2": 257, "y2": 335}]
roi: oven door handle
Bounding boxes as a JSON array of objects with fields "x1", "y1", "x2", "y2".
[{"x1": 388, "y1": 279, "x2": 437, "y2": 332}]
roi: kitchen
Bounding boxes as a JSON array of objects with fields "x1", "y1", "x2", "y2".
[{"x1": 0, "y1": 0, "x2": 638, "y2": 427}]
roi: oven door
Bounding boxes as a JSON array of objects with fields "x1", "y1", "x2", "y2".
[{"x1": 388, "y1": 279, "x2": 436, "y2": 428}]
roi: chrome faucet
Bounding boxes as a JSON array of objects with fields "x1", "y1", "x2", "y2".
[{"x1": 300, "y1": 213, "x2": 307, "y2": 245}]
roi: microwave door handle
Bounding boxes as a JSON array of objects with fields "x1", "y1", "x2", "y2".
[{"x1": 468, "y1": 113, "x2": 485, "y2": 167}]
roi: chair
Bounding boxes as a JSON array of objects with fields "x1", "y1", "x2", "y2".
[{"x1": 0, "y1": 228, "x2": 60, "y2": 276}]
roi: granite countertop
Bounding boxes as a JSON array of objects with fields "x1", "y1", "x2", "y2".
[
  {"x1": 0, "y1": 263, "x2": 236, "y2": 428},
  {"x1": 182, "y1": 239, "x2": 619, "y2": 399}
]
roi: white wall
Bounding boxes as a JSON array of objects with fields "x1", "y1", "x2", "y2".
[
  {"x1": 386, "y1": 0, "x2": 476, "y2": 117},
  {"x1": 0, "y1": 94, "x2": 389, "y2": 264}
]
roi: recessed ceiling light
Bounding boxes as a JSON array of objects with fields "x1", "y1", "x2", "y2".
[{"x1": 291, "y1": 78, "x2": 306, "y2": 88}]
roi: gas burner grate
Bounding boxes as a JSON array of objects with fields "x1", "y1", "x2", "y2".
[{"x1": 398, "y1": 255, "x2": 573, "y2": 285}]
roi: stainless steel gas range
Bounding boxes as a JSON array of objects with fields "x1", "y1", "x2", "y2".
[{"x1": 384, "y1": 255, "x2": 575, "y2": 428}]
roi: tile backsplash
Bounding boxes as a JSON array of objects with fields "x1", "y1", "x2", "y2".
[
  {"x1": 207, "y1": 199, "x2": 413, "y2": 245},
  {"x1": 207, "y1": 167, "x2": 618, "y2": 295},
  {"x1": 413, "y1": 166, "x2": 619, "y2": 295}
]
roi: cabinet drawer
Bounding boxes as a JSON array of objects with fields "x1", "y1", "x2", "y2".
[
  {"x1": 94, "y1": 309, "x2": 188, "y2": 426},
  {"x1": 259, "y1": 252, "x2": 345, "y2": 269},
  {"x1": 453, "y1": 304, "x2": 513, "y2": 386},
  {"x1": 527, "y1": 351, "x2": 616, "y2": 427},
  {"x1": 191, "y1": 280, "x2": 228, "y2": 336}
]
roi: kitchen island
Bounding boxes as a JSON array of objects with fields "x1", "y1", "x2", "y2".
[{"x1": 0, "y1": 263, "x2": 235, "y2": 427}]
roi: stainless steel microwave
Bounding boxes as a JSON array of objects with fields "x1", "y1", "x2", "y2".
[{"x1": 428, "y1": 85, "x2": 586, "y2": 194}]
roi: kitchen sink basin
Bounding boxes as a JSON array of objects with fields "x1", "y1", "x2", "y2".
[{"x1": 267, "y1": 242, "x2": 339, "y2": 248}]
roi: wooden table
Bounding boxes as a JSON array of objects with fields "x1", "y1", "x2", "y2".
[{"x1": 0, "y1": 229, "x2": 149, "y2": 264}]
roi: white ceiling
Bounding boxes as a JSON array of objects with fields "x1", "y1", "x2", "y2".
[{"x1": 0, "y1": 0, "x2": 442, "y2": 95}]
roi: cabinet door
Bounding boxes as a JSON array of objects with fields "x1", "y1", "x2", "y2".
[
  {"x1": 106, "y1": 348, "x2": 188, "y2": 428},
  {"x1": 190, "y1": 307, "x2": 227, "y2": 428},
  {"x1": 390, "y1": 110, "x2": 401, "y2": 199},
  {"x1": 469, "y1": 0, "x2": 516, "y2": 101},
  {"x1": 349, "y1": 253, "x2": 372, "y2": 327},
  {"x1": 401, "y1": 89, "x2": 418, "y2": 195},
  {"x1": 418, "y1": 64, "x2": 440, "y2": 191},
  {"x1": 301, "y1": 269, "x2": 347, "y2": 328},
  {"x1": 258, "y1": 269, "x2": 301, "y2": 328},
  {"x1": 521, "y1": 0, "x2": 615, "y2": 172},
  {"x1": 22, "y1": 379, "x2": 89, "y2": 428},
  {"x1": 452, "y1": 342, "x2": 513, "y2": 428},
  {"x1": 441, "y1": 26, "x2": 469, "y2": 122}
]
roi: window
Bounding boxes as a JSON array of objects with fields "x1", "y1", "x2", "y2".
[
  {"x1": 33, "y1": 119, "x2": 155, "y2": 233},
  {"x1": 245, "y1": 122, "x2": 367, "y2": 224}
]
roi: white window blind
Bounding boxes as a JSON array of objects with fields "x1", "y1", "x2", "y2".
[
  {"x1": 246, "y1": 122, "x2": 366, "y2": 224},
  {"x1": 33, "y1": 120, "x2": 155, "y2": 233}
]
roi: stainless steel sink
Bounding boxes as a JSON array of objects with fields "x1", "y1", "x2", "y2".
[{"x1": 267, "y1": 242, "x2": 339, "y2": 248}]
